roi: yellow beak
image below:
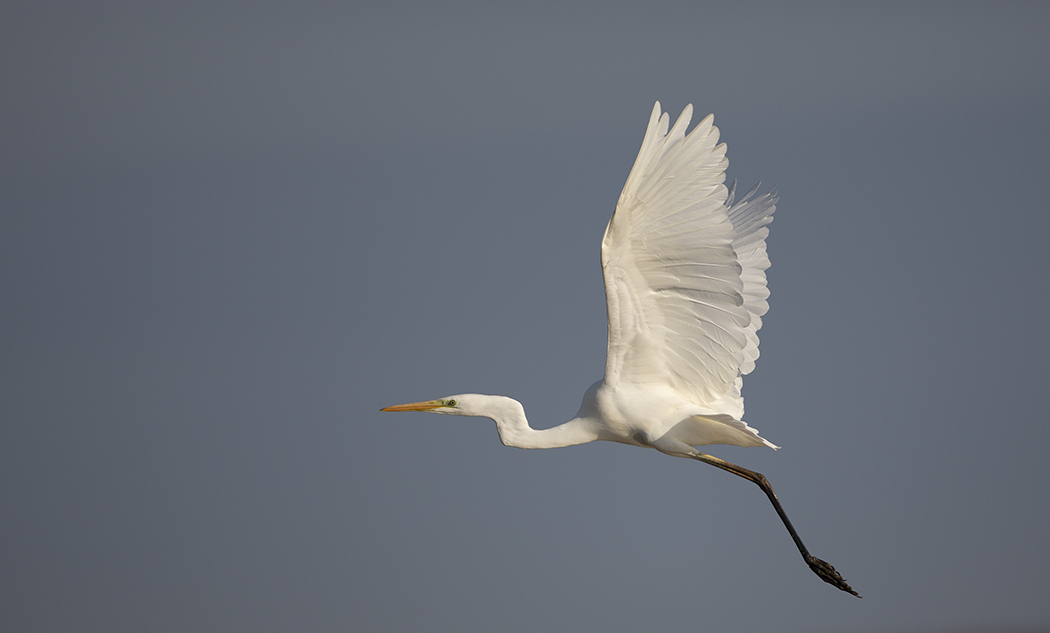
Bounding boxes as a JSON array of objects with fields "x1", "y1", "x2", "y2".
[{"x1": 380, "y1": 400, "x2": 444, "y2": 412}]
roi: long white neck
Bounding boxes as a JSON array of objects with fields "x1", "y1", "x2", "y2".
[{"x1": 469, "y1": 395, "x2": 599, "y2": 449}]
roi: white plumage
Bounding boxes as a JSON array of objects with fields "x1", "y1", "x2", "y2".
[
  {"x1": 599, "y1": 102, "x2": 777, "y2": 450},
  {"x1": 383, "y1": 102, "x2": 857, "y2": 596}
]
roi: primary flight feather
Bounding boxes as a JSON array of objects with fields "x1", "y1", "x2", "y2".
[{"x1": 382, "y1": 102, "x2": 858, "y2": 596}]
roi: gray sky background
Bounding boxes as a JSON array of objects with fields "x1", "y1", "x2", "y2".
[{"x1": 3, "y1": 2, "x2": 1050, "y2": 632}]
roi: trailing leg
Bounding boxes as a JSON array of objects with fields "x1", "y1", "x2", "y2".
[{"x1": 690, "y1": 451, "x2": 860, "y2": 597}]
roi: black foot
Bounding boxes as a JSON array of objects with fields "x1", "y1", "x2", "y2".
[{"x1": 805, "y1": 555, "x2": 860, "y2": 597}]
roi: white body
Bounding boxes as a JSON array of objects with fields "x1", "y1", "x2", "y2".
[
  {"x1": 389, "y1": 102, "x2": 779, "y2": 458},
  {"x1": 382, "y1": 103, "x2": 861, "y2": 596}
]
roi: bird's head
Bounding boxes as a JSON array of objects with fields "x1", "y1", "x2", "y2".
[{"x1": 380, "y1": 394, "x2": 521, "y2": 419}]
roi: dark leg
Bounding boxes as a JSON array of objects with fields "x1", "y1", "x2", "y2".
[{"x1": 691, "y1": 452, "x2": 860, "y2": 597}]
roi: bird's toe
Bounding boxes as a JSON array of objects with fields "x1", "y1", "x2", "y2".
[{"x1": 805, "y1": 555, "x2": 860, "y2": 597}]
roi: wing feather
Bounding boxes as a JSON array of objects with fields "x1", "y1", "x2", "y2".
[
  {"x1": 601, "y1": 103, "x2": 776, "y2": 417},
  {"x1": 726, "y1": 182, "x2": 778, "y2": 375}
]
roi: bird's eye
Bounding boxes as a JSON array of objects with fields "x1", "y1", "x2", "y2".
[{"x1": 446, "y1": 399, "x2": 457, "y2": 407}]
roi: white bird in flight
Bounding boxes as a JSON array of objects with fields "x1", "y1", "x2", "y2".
[{"x1": 383, "y1": 102, "x2": 857, "y2": 596}]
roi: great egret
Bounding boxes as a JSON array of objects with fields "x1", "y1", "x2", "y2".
[{"x1": 382, "y1": 102, "x2": 858, "y2": 596}]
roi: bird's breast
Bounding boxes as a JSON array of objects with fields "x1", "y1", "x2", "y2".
[{"x1": 593, "y1": 381, "x2": 698, "y2": 446}]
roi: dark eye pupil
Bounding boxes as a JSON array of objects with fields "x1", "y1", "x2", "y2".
[{"x1": 447, "y1": 399, "x2": 457, "y2": 406}]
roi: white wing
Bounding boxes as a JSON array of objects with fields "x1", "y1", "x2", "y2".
[{"x1": 601, "y1": 102, "x2": 776, "y2": 418}]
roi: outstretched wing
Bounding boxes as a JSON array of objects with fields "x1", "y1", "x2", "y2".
[{"x1": 601, "y1": 102, "x2": 776, "y2": 417}]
